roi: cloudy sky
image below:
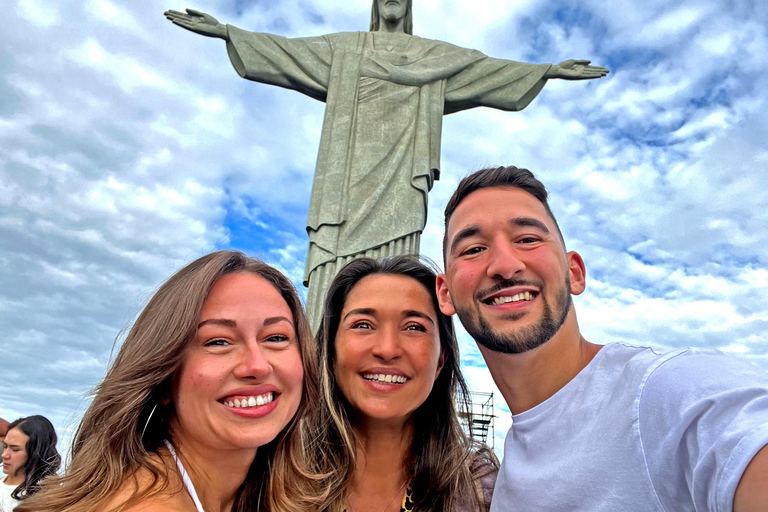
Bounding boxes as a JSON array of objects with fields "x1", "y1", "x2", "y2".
[{"x1": 2, "y1": 0, "x2": 767, "y2": 456}]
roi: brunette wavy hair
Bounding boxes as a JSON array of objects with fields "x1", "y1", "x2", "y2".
[
  {"x1": 16, "y1": 250, "x2": 319, "y2": 512},
  {"x1": 5, "y1": 415, "x2": 61, "y2": 501},
  {"x1": 307, "y1": 256, "x2": 497, "y2": 511}
]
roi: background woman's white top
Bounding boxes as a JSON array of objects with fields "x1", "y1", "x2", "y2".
[{"x1": 0, "y1": 478, "x2": 19, "y2": 512}]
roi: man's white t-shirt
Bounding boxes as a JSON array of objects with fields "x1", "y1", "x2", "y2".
[
  {"x1": 490, "y1": 343, "x2": 768, "y2": 512},
  {"x1": 0, "y1": 479, "x2": 19, "y2": 512}
]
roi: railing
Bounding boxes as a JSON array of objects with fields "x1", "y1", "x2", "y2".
[{"x1": 458, "y1": 391, "x2": 495, "y2": 448}]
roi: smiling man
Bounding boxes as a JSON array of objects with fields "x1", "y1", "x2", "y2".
[{"x1": 436, "y1": 165, "x2": 768, "y2": 511}]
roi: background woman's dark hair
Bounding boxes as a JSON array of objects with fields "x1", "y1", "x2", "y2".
[
  {"x1": 310, "y1": 256, "x2": 497, "y2": 512},
  {"x1": 7, "y1": 415, "x2": 61, "y2": 500}
]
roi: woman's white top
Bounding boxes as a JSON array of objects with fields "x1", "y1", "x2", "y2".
[
  {"x1": 0, "y1": 479, "x2": 19, "y2": 512},
  {"x1": 164, "y1": 441, "x2": 206, "y2": 512}
]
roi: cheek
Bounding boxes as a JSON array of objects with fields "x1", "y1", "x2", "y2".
[
  {"x1": 12, "y1": 451, "x2": 27, "y2": 466},
  {"x1": 413, "y1": 338, "x2": 443, "y2": 373},
  {"x1": 273, "y1": 348, "x2": 305, "y2": 399},
  {"x1": 333, "y1": 338, "x2": 360, "y2": 376},
  {"x1": 452, "y1": 268, "x2": 479, "y2": 297},
  {"x1": 174, "y1": 358, "x2": 225, "y2": 405}
]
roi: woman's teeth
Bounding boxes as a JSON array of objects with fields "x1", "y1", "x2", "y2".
[
  {"x1": 224, "y1": 393, "x2": 274, "y2": 408},
  {"x1": 363, "y1": 374, "x2": 408, "y2": 384}
]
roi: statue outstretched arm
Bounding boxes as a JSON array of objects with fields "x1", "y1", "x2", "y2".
[
  {"x1": 545, "y1": 59, "x2": 609, "y2": 80},
  {"x1": 164, "y1": 8, "x2": 228, "y2": 40}
]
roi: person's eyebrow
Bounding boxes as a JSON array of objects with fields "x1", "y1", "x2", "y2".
[
  {"x1": 403, "y1": 310, "x2": 434, "y2": 324},
  {"x1": 263, "y1": 316, "x2": 294, "y2": 327},
  {"x1": 198, "y1": 318, "x2": 237, "y2": 328},
  {"x1": 343, "y1": 307, "x2": 376, "y2": 321},
  {"x1": 511, "y1": 216, "x2": 551, "y2": 235},
  {"x1": 449, "y1": 225, "x2": 481, "y2": 256}
]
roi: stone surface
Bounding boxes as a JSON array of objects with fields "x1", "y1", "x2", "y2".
[{"x1": 164, "y1": 2, "x2": 608, "y2": 328}]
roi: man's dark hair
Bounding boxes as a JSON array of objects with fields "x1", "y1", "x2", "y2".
[{"x1": 442, "y1": 165, "x2": 565, "y2": 259}]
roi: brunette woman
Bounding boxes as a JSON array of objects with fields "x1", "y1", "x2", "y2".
[
  {"x1": 308, "y1": 256, "x2": 498, "y2": 512},
  {"x1": 1, "y1": 415, "x2": 61, "y2": 511}
]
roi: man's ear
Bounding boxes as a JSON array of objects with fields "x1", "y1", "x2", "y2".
[
  {"x1": 567, "y1": 251, "x2": 586, "y2": 295},
  {"x1": 436, "y1": 273, "x2": 456, "y2": 315}
]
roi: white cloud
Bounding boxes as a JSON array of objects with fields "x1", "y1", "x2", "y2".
[
  {"x1": 84, "y1": 0, "x2": 152, "y2": 40},
  {"x1": 16, "y1": 0, "x2": 60, "y2": 28},
  {"x1": 1, "y1": 0, "x2": 767, "y2": 464}
]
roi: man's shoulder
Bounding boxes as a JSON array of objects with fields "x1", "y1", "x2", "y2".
[
  {"x1": 585, "y1": 342, "x2": 673, "y2": 383},
  {"x1": 595, "y1": 343, "x2": 767, "y2": 398},
  {"x1": 595, "y1": 342, "x2": 761, "y2": 380},
  {"x1": 627, "y1": 347, "x2": 768, "y2": 510},
  {"x1": 640, "y1": 345, "x2": 767, "y2": 393}
]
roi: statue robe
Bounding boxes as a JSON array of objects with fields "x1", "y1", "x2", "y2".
[{"x1": 225, "y1": 27, "x2": 550, "y2": 324}]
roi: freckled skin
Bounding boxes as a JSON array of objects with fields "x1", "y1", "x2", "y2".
[
  {"x1": 171, "y1": 273, "x2": 304, "y2": 452},
  {"x1": 334, "y1": 274, "x2": 445, "y2": 425}
]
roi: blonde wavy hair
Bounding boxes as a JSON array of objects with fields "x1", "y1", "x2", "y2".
[
  {"x1": 306, "y1": 256, "x2": 498, "y2": 512},
  {"x1": 16, "y1": 250, "x2": 319, "y2": 512}
]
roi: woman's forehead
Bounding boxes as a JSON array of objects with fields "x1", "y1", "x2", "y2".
[{"x1": 344, "y1": 274, "x2": 435, "y2": 313}]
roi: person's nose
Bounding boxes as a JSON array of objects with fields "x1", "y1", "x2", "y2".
[
  {"x1": 486, "y1": 239, "x2": 526, "y2": 280},
  {"x1": 234, "y1": 341, "x2": 273, "y2": 380},
  {"x1": 371, "y1": 326, "x2": 403, "y2": 361}
]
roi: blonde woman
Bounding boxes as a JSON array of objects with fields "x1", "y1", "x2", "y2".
[
  {"x1": 308, "y1": 257, "x2": 498, "y2": 512},
  {"x1": 17, "y1": 251, "x2": 318, "y2": 512}
]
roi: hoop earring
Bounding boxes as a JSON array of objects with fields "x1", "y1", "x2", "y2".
[{"x1": 141, "y1": 404, "x2": 158, "y2": 440}]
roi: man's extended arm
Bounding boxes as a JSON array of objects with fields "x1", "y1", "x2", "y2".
[{"x1": 734, "y1": 445, "x2": 768, "y2": 512}]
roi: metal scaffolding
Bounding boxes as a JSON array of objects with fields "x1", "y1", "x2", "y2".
[{"x1": 459, "y1": 391, "x2": 496, "y2": 448}]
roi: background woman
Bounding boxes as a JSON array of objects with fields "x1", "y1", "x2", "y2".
[
  {"x1": 1, "y1": 415, "x2": 61, "y2": 511},
  {"x1": 17, "y1": 250, "x2": 318, "y2": 512},
  {"x1": 309, "y1": 256, "x2": 498, "y2": 512}
]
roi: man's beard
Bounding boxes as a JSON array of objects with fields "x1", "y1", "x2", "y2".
[{"x1": 455, "y1": 277, "x2": 572, "y2": 355}]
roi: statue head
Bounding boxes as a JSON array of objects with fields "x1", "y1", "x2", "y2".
[{"x1": 370, "y1": 0, "x2": 413, "y2": 35}]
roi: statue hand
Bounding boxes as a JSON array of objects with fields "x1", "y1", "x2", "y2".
[
  {"x1": 164, "y1": 8, "x2": 228, "y2": 40},
  {"x1": 546, "y1": 59, "x2": 609, "y2": 80}
]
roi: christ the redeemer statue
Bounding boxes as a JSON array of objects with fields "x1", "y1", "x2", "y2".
[{"x1": 165, "y1": 0, "x2": 608, "y2": 326}]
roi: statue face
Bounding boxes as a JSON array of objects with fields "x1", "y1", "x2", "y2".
[{"x1": 376, "y1": 0, "x2": 408, "y2": 23}]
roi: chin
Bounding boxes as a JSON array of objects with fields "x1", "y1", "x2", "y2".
[
  {"x1": 382, "y1": 12, "x2": 401, "y2": 22},
  {"x1": 233, "y1": 432, "x2": 283, "y2": 449},
  {"x1": 362, "y1": 408, "x2": 410, "y2": 422}
]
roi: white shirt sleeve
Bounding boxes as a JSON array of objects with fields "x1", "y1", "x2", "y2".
[{"x1": 638, "y1": 349, "x2": 768, "y2": 512}]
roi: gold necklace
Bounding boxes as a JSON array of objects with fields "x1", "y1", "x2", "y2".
[{"x1": 347, "y1": 479, "x2": 408, "y2": 512}]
